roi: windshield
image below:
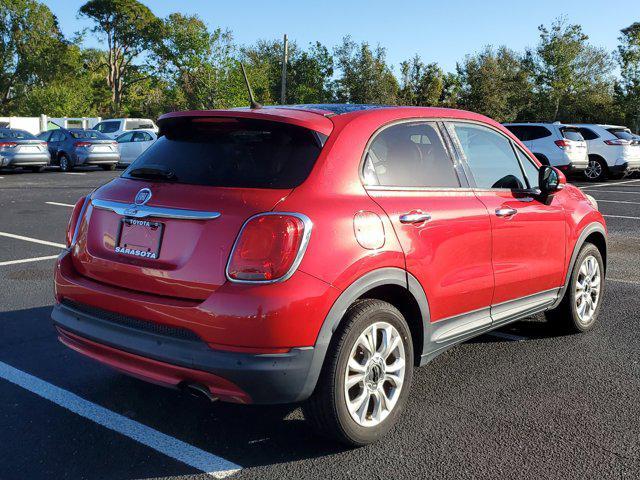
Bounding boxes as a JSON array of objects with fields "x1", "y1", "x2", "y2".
[
  {"x1": 123, "y1": 118, "x2": 325, "y2": 188},
  {"x1": 560, "y1": 127, "x2": 584, "y2": 142},
  {"x1": 0, "y1": 129, "x2": 36, "y2": 140},
  {"x1": 70, "y1": 130, "x2": 109, "y2": 139}
]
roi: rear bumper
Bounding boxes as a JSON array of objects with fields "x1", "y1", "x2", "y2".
[
  {"x1": 557, "y1": 162, "x2": 588, "y2": 173},
  {"x1": 76, "y1": 153, "x2": 120, "y2": 165},
  {"x1": 610, "y1": 162, "x2": 640, "y2": 174},
  {"x1": 52, "y1": 301, "x2": 316, "y2": 404},
  {"x1": 1, "y1": 153, "x2": 50, "y2": 167}
]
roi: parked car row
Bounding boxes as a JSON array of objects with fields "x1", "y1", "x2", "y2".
[
  {"x1": 0, "y1": 118, "x2": 158, "y2": 173},
  {"x1": 504, "y1": 122, "x2": 640, "y2": 181}
]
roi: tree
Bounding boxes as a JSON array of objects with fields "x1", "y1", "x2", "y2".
[
  {"x1": 457, "y1": 46, "x2": 532, "y2": 122},
  {"x1": 617, "y1": 22, "x2": 640, "y2": 132},
  {"x1": 525, "y1": 17, "x2": 615, "y2": 122},
  {"x1": 398, "y1": 55, "x2": 445, "y2": 106},
  {"x1": 80, "y1": 0, "x2": 162, "y2": 114},
  {"x1": 334, "y1": 36, "x2": 398, "y2": 104},
  {"x1": 0, "y1": 0, "x2": 69, "y2": 112}
]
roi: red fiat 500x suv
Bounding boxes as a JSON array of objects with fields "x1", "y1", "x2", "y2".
[{"x1": 53, "y1": 104, "x2": 606, "y2": 445}]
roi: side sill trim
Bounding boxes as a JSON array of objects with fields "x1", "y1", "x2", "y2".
[{"x1": 91, "y1": 198, "x2": 221, "y2": 220}]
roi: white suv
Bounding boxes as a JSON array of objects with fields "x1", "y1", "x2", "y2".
[
  {"x1": 573, "y1": 124, "x2": 640, "y2": 181},
  {"x1": 503, "y1": 123, "x2": 588, "y2": 175},
  {"x1": 92, "y1": 118, "x2": 158, "y2": 139}
]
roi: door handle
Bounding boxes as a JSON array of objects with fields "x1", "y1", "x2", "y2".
[
  {"x1": 495, "y1": 207, "x2": 518, "y2": 217},
  {"x1": 399, "y1": 212, "x2": 432, "y2": 224}
]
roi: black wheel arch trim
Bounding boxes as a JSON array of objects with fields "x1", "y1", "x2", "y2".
[
  {"x1": 297, "y1": 267, "x2": 430, "y2": 401},
  {"x1": 551, "y1": 221, "x2": 607, "y2": 309}
]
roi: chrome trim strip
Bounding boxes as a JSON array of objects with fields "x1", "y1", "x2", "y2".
[
  {"x1": 225, "y1": 212, "x2": 313, "y2": 284},
  {"x1": 91, "y1": 198, "x2": 221, "y2": 220},
  {"x1": 70, "y1": 195, "x2": 91, "y2": 248}
]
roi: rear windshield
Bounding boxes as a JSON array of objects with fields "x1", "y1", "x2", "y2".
[
  {"x1": 125, "y1": 119, "x2": 155, "y2": 130},
  {"x1": 607, "y1": 128, "x2": 635, "y2": 141},
  {"x1": 0, "y1": 129, "x2": 36, "y2": 139},
  {"x1": 560, "y1": 127, "x2": 584, "y2": 141},
  {"x1": 123, "y1": 118, "x2": 325, "y2": 188},
  {"x1": 70, "y1": 130, "x2": 109, "y2": 139}
]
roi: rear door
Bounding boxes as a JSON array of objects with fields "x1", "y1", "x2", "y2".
[
  {"x1": 363, "y1": 121, "x2": 494, "y2": 334},
  {"x1": 116, "y1": 132, "x2": 135, "y2": 162},
  {"x1": 73, "y1": 116, "x2": 326, "y2": 299},
  {"x1": 447, "y1": 121, "x2": 566, "y2": 319},
  {"x1": 48, "y1": 130, "x2": 64, "y2": 158}
]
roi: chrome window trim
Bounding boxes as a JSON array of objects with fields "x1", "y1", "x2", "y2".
[
  {"x1": 91, "y1": 198, "x2": 221, "y2": 220},
  {"x1": 225, "y1": 212, "x2": 313, "y2": 284}
]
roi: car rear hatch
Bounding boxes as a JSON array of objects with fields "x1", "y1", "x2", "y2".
[
  {"x1": 607, "y1": 128, "x2": 640, "y2": 166},
  {"x1": 559, "y1": 127, "x2": 588, "y2": 165},
  {"x1": 71, "y1": 113, "x2": 331, "y2": 300},
  {"x1": 83, "y1": 139, "x2": 118, "y2": 154}
]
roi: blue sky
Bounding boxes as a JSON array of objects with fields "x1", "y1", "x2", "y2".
[{"x1": 44, "y1": 0, "x2": 640, "y2": 73}]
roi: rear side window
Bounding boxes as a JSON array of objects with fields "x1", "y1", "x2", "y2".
[
  {"x1": 363, "y1": 122, "x2": 459, "y2": 188},
  {"x1": 607, "y1": 128, "x2": 634, "y2": 141},
  {"x1": 124, "y1": 118, "x2": 324, "y2": 189},
  {"x1": 70, "y1": 130, "x2": 108, "y2": 139},
  {"x1": 452, "y1": 122, "x2": 526, "y2": 189},
  {"x1": 560, "y1": 127, "x2": 584, "y2": 141},
  {"x1": 504, "y1": 125, "x2": 552, "y2": 141},
  {"x1": 126, "y1": 119, "x2": 155, "y2": 130},
  {"x1": 577, "y1": 128, "x2": 599, "y2": 140}
]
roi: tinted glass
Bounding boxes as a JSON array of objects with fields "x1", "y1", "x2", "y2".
[
  {"x1": 452, "y1": 123, "x2": 526, "y2": 189},
  {"x1": 363, "y1": 122, "x2": 459, "y2": 187},
  {"x1": 97, "y1": 121, "x2": 119, "y2": 133},
  {"x1": 126, "y1": 119, "x2": 154, "y2": 130},
  {"x1": 505, "y1": 125, "x2": 552, "y2": 141},
  {"x1": 70, "y1": 130, "x2": 108, "y2": 139},
  {"x1": 117, "y1": 132, "x2": 134, "y2": 143},
  {"x1": 0, "y1": 129, "x2": 36, "y2": 139},
  {"x1": 515, "y1": 148, "x2": 539, "y2": 188},
  {"x1": 123, "y1": 118, "x2": 323, "y2": 188},
  {"x1": 132, "y1": 132, "x2": 148, "y2": 142},
  {"x1": 50, "y1": 131, "x2": 64, "y2": 142},
  {"x1": 578, "y1": 128, "x2": 599, "y2": 140},
  {"x1": 607, "y1": 128, "x2": 635, "y2": 141},
  {"x1": 37, "y1": 131, "x2": 51, "y2": 141},
  {"x1": 560, "y1": 127, "x2": 584, "y2": 141}
]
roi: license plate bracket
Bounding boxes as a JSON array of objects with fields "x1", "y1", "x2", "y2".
[{"x1": 115, "y1": 218, "x2": 164, "y2": 259}]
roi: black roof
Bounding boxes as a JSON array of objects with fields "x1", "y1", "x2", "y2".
[{"x1": 283, "y1": 104, "x2": 390, "y2": 115}]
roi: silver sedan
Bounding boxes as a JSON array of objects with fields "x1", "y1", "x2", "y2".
[{"x1": 0, "y1": 128, "x2": 51, "y2": 172}]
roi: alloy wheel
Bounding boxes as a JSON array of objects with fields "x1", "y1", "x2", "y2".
[
  {"x1": 575, "y1": 255, "x2": 601, "y2": 324},
  {"x1": 343, "y1": 321, "x2": 406, "y2": 427},
  {"x1": 585, "y1": 159, "x2": 602, "y2": 180}
]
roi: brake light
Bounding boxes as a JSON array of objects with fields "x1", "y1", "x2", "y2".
[
  {"x1": 555, "y1": 140, "x2": 570, "y2": 149},
  {"x1": 604, "y1": 139, "x2": 631, "y2": 146},
  {"x1": 74, "y1": 141, "x2": 91, "y2": 148},
  {"x1": 0, "y1": 142, "x2": 17, "y2": 150},
  {"x1": 66, "y1": 196, "x2": 88, "y2": 247},
  {"x1": 226, "y1": 213, "x2": 311, "y2": 282}
]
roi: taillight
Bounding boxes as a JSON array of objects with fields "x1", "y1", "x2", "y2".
[
  {"x1": 226, "y1": 213, "x2": 311, "y2": 282},
  {"x1": 0, "y1": 142, "x2": 17, "y2": 150},
  {"x1": 604, "y1": 139, "x2": 630, "y2": 146},
  {"x1": 555, "y1": 140, "x2": 570, "y2": 149},
  {"x1": 66, "y1": 196, "x2": 88, "y2": 247},
  {"x1": 74, "y1": 141, "x2": 91, "y2": 148}
]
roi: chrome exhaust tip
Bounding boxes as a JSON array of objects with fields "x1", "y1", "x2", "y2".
[{"x1": 182, "y1": 382, "x2": 219, "y2": 402}]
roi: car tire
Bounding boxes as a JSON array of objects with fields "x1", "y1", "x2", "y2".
[
  {"x1": 29, "y1": 166, "x2": 45, "y2": 173},
  {"x1": 101, "y1": 164, "x2": 116, "y2": 171},
  {"x1": 59, "y1": 154, "x2": 73, "y2": 172},
  {"x1": 584, "y1": 157, "x2": 607, "y2": 182},
  {"x1": 303, "y1": 299, "x2": 414, "y2": 446},
  {"x1": 545, "y1": 243, "x2": 604, "y2": 333}
]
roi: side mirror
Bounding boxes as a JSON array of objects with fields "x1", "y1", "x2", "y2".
[{"x1": 539, "y1": 165, "x2": 565, "y2": 194}]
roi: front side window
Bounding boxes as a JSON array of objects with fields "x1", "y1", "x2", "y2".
[
  {"x1": 363, "y1": 122, "x2": 459, "y2": 188},
  {"x1": 452, "y1": 122, "x2": 526, "y2": 189},
  {"x1": 515, "y1": 148, "x2": 539, "y2": 189},
  {"x1": 117, "y1": 132, "x2": 134, "y2": 143}
]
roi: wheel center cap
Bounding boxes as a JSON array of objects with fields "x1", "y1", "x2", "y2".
[{"x1": 365, "y1": 358, "x2": 385, "y2": 390}]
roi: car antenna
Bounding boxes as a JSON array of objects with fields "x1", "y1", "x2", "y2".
[{"x1": 240, "y1": 62, "x2": 262, "y2": 110}]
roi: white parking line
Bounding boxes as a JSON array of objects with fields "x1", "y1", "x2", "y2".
[
  {"x1": 603, "y1": 215, "x2": 640, "y2": 220},
  {"x1": 0, "y1": 255, "x2": 59, "y2": 266},
  {"x1": 596, "y1": 199, "x2": 640, "y2": 205},
  {"x1": 0, "y1": 231, "x2": 65, "y2": 249},
  {"x1": 63, "y1": 172, "x2": 86, "y2": 175},
  {"x1": 609, "y1": 278, "x2": 640, "y2": 286},
  {"x1": 581, "y1": 179, "x2": 640, "y2": 189},
  {"x1": 486, "y1": 331, "x2": 528, "y2": 342},
  {"x1": 46, "y1": 201, "x2": 74, "y2": 208},
  {"x1": 0, "y1": 361, "x2": 241, "y2": 478}
]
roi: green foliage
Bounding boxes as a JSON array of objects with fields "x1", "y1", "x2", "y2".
[
  {"x1": 334, "y1": 36, "x2": 398, "y2": 104},
  {"x1": 1, "y1": 3, "x2": 638, "y2": 132}
]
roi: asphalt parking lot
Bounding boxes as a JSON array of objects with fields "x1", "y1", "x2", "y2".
[{"x1": 1, "y1": 167, "x2": 639, "y2": 480}]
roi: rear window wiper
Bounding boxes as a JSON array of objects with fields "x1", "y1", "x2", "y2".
[{"x1": 128, "y1": 166, "x2": 178, "y2": 181}]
